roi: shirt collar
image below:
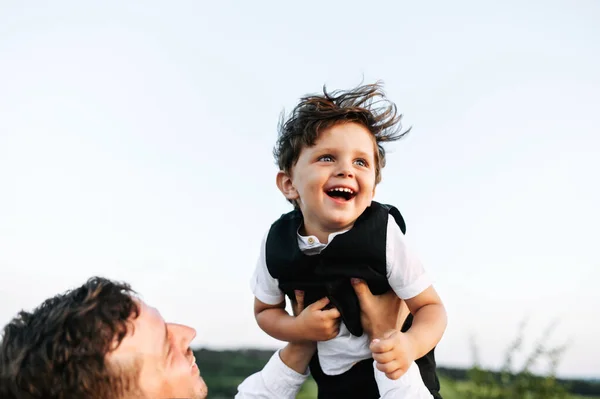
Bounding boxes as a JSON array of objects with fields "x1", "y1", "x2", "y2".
[{"x1": 297, "y1": 228, "x2": 349, "y2": 248}]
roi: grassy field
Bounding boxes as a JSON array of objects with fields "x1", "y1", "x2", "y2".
[{"x1": 438, "y1": 377, "x2": 600, "y2": 399}]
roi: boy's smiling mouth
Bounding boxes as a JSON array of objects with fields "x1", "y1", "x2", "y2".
[{"x1": 325, "y1": 186, "x2": 357, "y2": 201}]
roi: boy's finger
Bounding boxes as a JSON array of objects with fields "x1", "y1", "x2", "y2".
[
  {"x1": 322, "y1": 307, "x2": 341, "y2": 319},
  {"x1": 372, "y1": 350, "x2": 397, "y2": 364},
  {"x1": 376, "y1": 361, "x2": 404, "y2": 379},
  {"x1": 370, "y1": 335, "x2": 396, "y2": 353},
  {"x1": 308, "y1": 296, "x2": 330, "y2": 310},
  {"x1": 386, "y1": 369, "x2": 406, "y2": 381}
]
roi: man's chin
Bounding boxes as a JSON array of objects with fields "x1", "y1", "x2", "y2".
[
  {"x1": 196, "y1": 376, "x2": 208, "y2": 399},
  {"x1": 171, "y1": 374, "x2": 207, "y2": 399}
]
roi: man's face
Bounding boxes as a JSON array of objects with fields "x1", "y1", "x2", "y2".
[
  {"x1": 280, "y1": 122, "x2": 377, "y2": 237},
  {"x1": 109, "y1": 300, "x2": 208, "y2": 399}
]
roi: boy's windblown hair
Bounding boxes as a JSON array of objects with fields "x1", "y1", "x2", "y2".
[{"x1": 274, "y1": 81, "x2": 410, "y2": 185}]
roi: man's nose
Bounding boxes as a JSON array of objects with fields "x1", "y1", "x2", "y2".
[{"x1": 168, "y1": 323, "x2": 197, "y2": 349}]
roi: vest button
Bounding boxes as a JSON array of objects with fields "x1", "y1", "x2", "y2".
[{"x1": 307, "y1": 237, "x2": 315, "y2": 245}]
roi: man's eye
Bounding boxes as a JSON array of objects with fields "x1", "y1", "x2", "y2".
[
  {"x1": 354, "y1": 159, "x2": 368, "y2": 167},
  {"x1": 318, "y1": 155, "x2": 334, "y2": 162}
]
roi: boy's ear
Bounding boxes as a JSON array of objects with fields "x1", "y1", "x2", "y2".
[{"x1": 276, "y1": 171, "x2": 299, "y2": 201}]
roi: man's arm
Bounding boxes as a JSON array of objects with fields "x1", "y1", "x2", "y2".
[
  {"x1": 375, "y1": 362, "x2": 435, "y2": 399},
  {"x1": 238, "y1": 290, "x2": 318, "y2": 399},
  {"x1": 234, "y1": 342, "x2": 315, "y2": 399},
  {"x1": 243, "y1": 284, "x2": 435, "y2": 399},
  {"x1": 236, "y1": 339, "x2": 434, "y2": 399}
]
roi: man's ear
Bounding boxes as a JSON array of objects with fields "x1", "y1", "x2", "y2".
[{"x1": 276, "y1": 171, "x2": 299, "y2": 201}]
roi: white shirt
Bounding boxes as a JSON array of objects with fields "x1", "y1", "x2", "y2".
[
  {"x1": 235, "y1": 350, "x2": 309, "y2": 399},
  {"x1": 236, "y1": 349, "x2": 433, "y2": 398},
  {"x1": 251, "y1": 215, "x2": 432, "y2": 377}
]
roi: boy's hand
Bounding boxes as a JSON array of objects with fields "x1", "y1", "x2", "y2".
[
  {"x1": 293, "y1": 291, "x2": 341, "y2": 341},
  {"x1": 370, "y1": 330, "x2": 417, "y2": 380}
]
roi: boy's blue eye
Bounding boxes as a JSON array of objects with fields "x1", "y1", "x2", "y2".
[
  {"x1": 354, "y1": 159, "x2": 368, "y2": 167},
  {"x1": 318, "y1": 155, "x2": 334, "y2": 162}
]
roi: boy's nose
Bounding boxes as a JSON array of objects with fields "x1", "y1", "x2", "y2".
[{"x1": 335, "y1": 163, "x2": 354, "y2": 178}]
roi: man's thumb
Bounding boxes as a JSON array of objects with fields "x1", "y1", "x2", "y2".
[
  {"x1": 383, "y1": 329, "x2": 397, "y2": 340},
  {"x1": 351, "y1": 278, "x2": 371, "y2": 298}
]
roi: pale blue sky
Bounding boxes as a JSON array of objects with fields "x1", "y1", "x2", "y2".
[{"x1": 1, "y1": 1, "x2": 598, "y2": 378}]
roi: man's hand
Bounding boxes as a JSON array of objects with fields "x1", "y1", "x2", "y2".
[
  {"x1": 277, "y1": 290, "x2": 318, "y2": 374},
  {"x1": 351, "y1": 278, "x2": 414, "y2": 380},
  {"x1": 292, "y1": 291, "x2": 341, "y2": 342},
  {"x1": 351, "y1": 278, "x2": 407, "y2": 340},
  {"x1": 370, "y1": 330, "x2": 418, "y2": 380},
  {"x1": 291, "y1": 290, "x2": 306, "y2": 317}
]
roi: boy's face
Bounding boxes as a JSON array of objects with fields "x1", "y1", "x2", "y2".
[{"x1": 277, "y1": 122, "x2": 377, "y2": 237}]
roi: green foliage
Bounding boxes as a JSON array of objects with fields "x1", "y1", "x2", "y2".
[
  {"x1": 455, "y1": 319, "x2": 571, "y2": 399},
  {"x1": 297, "y1": 378, "x2": 318, "y2": 398},
  {"x1": 440, "y1": 378, "x2": 600, "y2": 399},
  {"x1": 194, "y1": 348, "x2": 273, "y2": 398}
]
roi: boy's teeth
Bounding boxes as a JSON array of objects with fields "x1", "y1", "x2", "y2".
[{"x1": 329, "y1": 188, "x2": 354, "y2": 193}]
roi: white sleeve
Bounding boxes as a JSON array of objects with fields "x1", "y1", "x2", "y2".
[
  {"x1": 235, "y1": 349, "x2": 309, "y2": 399},
  {"x1": 386, "y1": 215, "x2": 433, "y2": 299},
  {"x1": 375, "y1": 361, "x2": 434, "y2": 398},
  {"x1": 250, "y1": 232, "x2": 285, "y2": 305}
]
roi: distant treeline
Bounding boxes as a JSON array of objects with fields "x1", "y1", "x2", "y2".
[
  {"x1": 193, "y1": 347, "x2": 600, "y2": 398},
  {"x1": 193, "y1": 348, "x2": 274, "y2": 398}
]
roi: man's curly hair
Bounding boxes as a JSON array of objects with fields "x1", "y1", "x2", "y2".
[
  {"x1": 274, "y1": 81, "x2": 410, "y2": 194},
  {"x1": 0, "y1": 277, "x2": 141, "y2": 399}
]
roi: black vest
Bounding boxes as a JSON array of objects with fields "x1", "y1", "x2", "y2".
[
  {"x1": 265, "y1": 201, "x2": 405, "y2": 336},
  {"x1": 265, "y1": 201, "x2": 442, "y2": 399}
]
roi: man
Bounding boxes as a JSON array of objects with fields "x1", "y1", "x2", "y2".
[{"x1": 0, "y1": 277, "x2": 434, "y2": 398}]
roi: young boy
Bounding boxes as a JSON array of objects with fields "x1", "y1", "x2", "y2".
[{"x1": 251, "y1": 82, "x2": 447, "y2": 399}]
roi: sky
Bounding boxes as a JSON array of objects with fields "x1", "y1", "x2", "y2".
[{"x1": 0, "y1": 0, "x2": 599, "y2": 379}]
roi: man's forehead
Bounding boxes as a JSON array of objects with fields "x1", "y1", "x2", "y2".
[
  {"x1": 132, "y1": 300, "x2": 164, "y2": 331},
  {"x1": 109, "y1": 300, "x2": 164, "y2": 356}
]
